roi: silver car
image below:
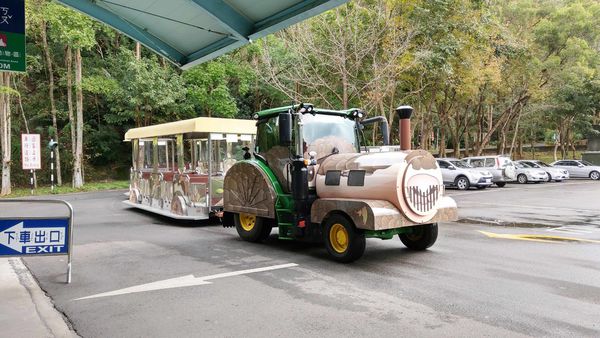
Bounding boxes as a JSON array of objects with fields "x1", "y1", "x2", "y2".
[
  {"x1": 513, "y1": 161, "x2": 549, "y2": 184},
  {"x1": 436, "y1": 158, "x2": 493, "y2": 190},
  {"x1": 517, "y1": 160, "x2": 569, "y2": 182},
  {"x1": 550, "y1": 160, "x2": 600, "y2": 180},
  {"x1": 462, "y1": 155, "x2": 517, "y2": 187}
]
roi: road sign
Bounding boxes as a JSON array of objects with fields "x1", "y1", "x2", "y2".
[
  {"x1": 0, "y1": 200, "x2": 74, "y2": 283},
  {"x1": 21, "y1": 134, "x2": 41, "y2": 170},
  {"x1": 0, "y1": 0, "x2": 25, "y2": 72},
  {"x1": 0, "y1": 218, "x2": 69, "y2": 255}
]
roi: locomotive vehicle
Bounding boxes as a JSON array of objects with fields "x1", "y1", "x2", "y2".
[{"x1": 222, "y1": 104, "x2": 458, "y2": 262}]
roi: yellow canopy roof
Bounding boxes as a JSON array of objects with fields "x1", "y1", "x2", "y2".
[{"x1": 124, "y1": 117, "x2": 256, "y2": 141}]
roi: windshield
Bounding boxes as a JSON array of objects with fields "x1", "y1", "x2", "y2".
[
  {"x1": 534, "y1": 161, "x2": 550, "y2": 167},
  {"x1": 515, "y1": 162, "x2": 527, "y2": 168},
  {"x1": 450, "y1": 160, "x2": 472, "y2": 168},
  {"x1": 581, "y1": 160, "x2": 595, "y2": 166},
  {"x1": 302, "y1": 114, "x2": 358, "y2": 154}
]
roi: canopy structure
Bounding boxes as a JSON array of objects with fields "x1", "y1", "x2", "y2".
[
  {"x1": 124, "y1": 117, "x2": 256, "y2": 140},
  {"x1": 58, "y1": 0, "x2": 348, "y2": 70}
]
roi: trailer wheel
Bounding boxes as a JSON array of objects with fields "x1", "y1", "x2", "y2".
[
  {"x1": 323, "y1": 214, "x2": 365, "y2": 263},
  {"x1": 399, "y1": 223, "x2": 438, "y2": 250},
  {"x1": 235, "y1": 213, "x2": 272, "y2": 242}
]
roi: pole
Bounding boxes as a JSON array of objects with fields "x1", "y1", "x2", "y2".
[
  {"x1": 50, "y1": 139, "x2": 55, "y2": 192},
  {"x1": 30, "y1": 170, "x2": 34, "y2": 195}
]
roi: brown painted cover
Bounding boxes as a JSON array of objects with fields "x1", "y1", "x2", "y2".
[{"x1": 223, "y1": 161, "x2": 277, "y2": 218}]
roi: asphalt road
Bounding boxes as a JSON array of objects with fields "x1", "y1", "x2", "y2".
[{"x1": 16, "y1": 180, "x2": 600, "y2": 337}]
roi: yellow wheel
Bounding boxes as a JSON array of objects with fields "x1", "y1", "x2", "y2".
[
  {"x1": 239, "y1": 213, "x2": 256, "y2": 231},
  {"x1": 234, "y1": 213, "x2": 272, "y2": 242},
  {"x1": 329, "y1": 223, "x2": 349, "y2": 254},
  {"x1": 323, "y1": 214, "x2": 365, "y2": 263}
]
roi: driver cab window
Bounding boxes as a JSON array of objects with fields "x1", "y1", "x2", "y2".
[
  {"x1": 437, "y1": 161, "x2": 449, "y2": 169},
  {"x1": 256, "y1": 116, "x2": 279, "y2": 154}
]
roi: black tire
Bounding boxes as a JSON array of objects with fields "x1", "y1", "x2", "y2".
[
  {"x1": 323, "y1": 214, "x2": 365, "y2": 263},
  {"x1": 399, "y1": 223, "x2": 438, "y2": 250},
  {"x1": 546, "y1": 174, "x2": 552, "y2": 182},
  {"x1": 234, "y1": 213, "x2": 272, "y2": 242},
  {"x1": 496, "y1": 182, "x2": 506, "y2": 188},
  {"x1": 517, "y1": 174, "x2": 528, "y2": 184},
  {"x1": 455, "y1": 176, "x2": 470, "y2": 190},
  {"x1": 590, "y1": 171, "x2": 600, "y2": 181}
]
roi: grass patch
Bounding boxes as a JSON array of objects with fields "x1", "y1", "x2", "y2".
[
  {"x1": 518, "y1": 150, "x2": 583, "y2": 164},
  {"x1": 1, "y1": 180, "x2": 129, "y2": 198}
]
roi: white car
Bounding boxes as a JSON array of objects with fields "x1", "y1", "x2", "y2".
[
  {"x1": 550, "y1": 160, "x2": 600, "y2": 180},
  {"x1": 513, "y1": 161, "x2": 549, "y2": 184},
  {"x1": 436, "y1": 158, "x2": 493, "y2": 190},
  {"x1": 517, "y1": 160, "x2": 569, "y2": 182},
  {"x1": 462, "y1": 155, "x2": 516, "y2": 187}
]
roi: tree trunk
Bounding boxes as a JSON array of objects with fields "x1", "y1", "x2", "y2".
[
  {"x1": 41, "y1": 21, "x2": 62, "y2": 186},
  {"x1": 553, "y1": 129, "x2": 560, "y2": 162},
  {"x1": 13, "y1": 76, "x2": 36, "y2": 188},
  {"x1": 65, "y1": 46, "x2": 76, "y2": 157},
  {"x1": 439, "y1": 123, "x2": 446, "y2": 157},
  {"x1": 0, "y1": 73, "x2": 12, "y2": 195},
  {"x1": 508, "y1": 111, "x2": 522, "y2": 157},
  {"x1": 73, "y1": 48, "x2": 84, "y2": 188}
]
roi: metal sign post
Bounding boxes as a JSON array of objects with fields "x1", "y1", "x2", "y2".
[{"x1": 0, "y1": 200, "x2": 74, "y2": 283}]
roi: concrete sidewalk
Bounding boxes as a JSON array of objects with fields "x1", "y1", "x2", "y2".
[{"x1": 0, "y1": 258, "x2": 78, "y2": 338}]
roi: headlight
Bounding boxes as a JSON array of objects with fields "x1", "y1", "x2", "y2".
[{"x1": 469, "y1": 172, "x2": 482, "y2": 180}]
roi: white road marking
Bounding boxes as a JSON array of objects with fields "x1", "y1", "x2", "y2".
[
  {"x1": 75, "y1": 263, "x2": 298, "y2": 301},
  {"x1": 459, "y1": 202, "x2": 599, "y2": 213},
  {"x1": 547, "y1": 226, "x2": 594, "y2": 234}
]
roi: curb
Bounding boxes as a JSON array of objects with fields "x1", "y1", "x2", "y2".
[{"x1": 9, "y1": 258, "x2": 79, "y2": 338}]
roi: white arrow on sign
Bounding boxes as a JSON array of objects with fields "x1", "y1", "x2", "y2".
[
  {"x1": 0, "y1": 221, "x2": 66, "y2": 253},
  {"x1": 75, "y1": 263, "x2": 299, "y2": 301}
]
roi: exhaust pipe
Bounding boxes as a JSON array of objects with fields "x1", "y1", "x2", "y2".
[
  {"x1": 361, "y1": 116, "x2": 390, "y2": 145},
  {"x1": 396, "y1": 105, "x2": 413, "y2": 150}
]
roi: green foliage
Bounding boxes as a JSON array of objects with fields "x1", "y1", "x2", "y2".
[
  {"x1": 183, "y1": 54, "x2": 254, "y2": 118},
  {"x1": 89, "y1": 47, "x2": 188, "y2": 125},
  {"x1": 6, "y1": 0, "x2": 600, "y2": 190}
]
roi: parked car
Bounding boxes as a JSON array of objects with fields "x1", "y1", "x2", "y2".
[
  {"x1": 462, "y1": 155, "x2": 517, "y2": 187},
  {"x1": 436, "y1": 158, "x2": 494, "y2": 190},
  {"x1": 513, "y1": 161, "x2": 548, "y2": 184},
  {"x1": 516, "y1": 160, "x2": 569, "y2": 182},
  {"x1": 550, "y1": 160, "x2": 600, "y2": 180}
]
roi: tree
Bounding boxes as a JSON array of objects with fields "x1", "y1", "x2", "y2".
[
  {"x1": 45, "y1": 2, "x2": 96, "y2": 188},
  {"x1": 0, "y1": 73, "x2": 14, "y2": 195},
  {"x1": 184, "y1": 54, "x2": 253, "y2": 118}
]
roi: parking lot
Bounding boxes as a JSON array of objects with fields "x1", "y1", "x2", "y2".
[
  {"x1": 13, "y1": 178, "x2": 599, "y2": 337},
  {"x1": 448, "y1": 179, "x2": 600, "y2": 230}
]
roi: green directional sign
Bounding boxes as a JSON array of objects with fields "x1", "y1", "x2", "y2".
[{"x1": 0, "y1": 0, "x2": 26, "y2": 73}]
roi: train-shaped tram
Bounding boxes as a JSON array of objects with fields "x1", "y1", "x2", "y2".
[{"x1": 125, "y1": 105, "x2": 457, "y2": 262}]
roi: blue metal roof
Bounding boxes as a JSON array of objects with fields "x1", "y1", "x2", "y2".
[{"x1": 57, "y1": 0, "x2": 348, "y2": 69}]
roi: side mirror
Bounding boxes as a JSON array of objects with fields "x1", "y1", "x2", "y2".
[
  {"x1": 278, "y1": 111, "x2": 292, "y2": 146},
  {"x1": 449, "y1": 166, "x2": 456, "y2": 170},
  {"x1": 578, "y1": 164, "x2": 584, "y2": 167}
]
